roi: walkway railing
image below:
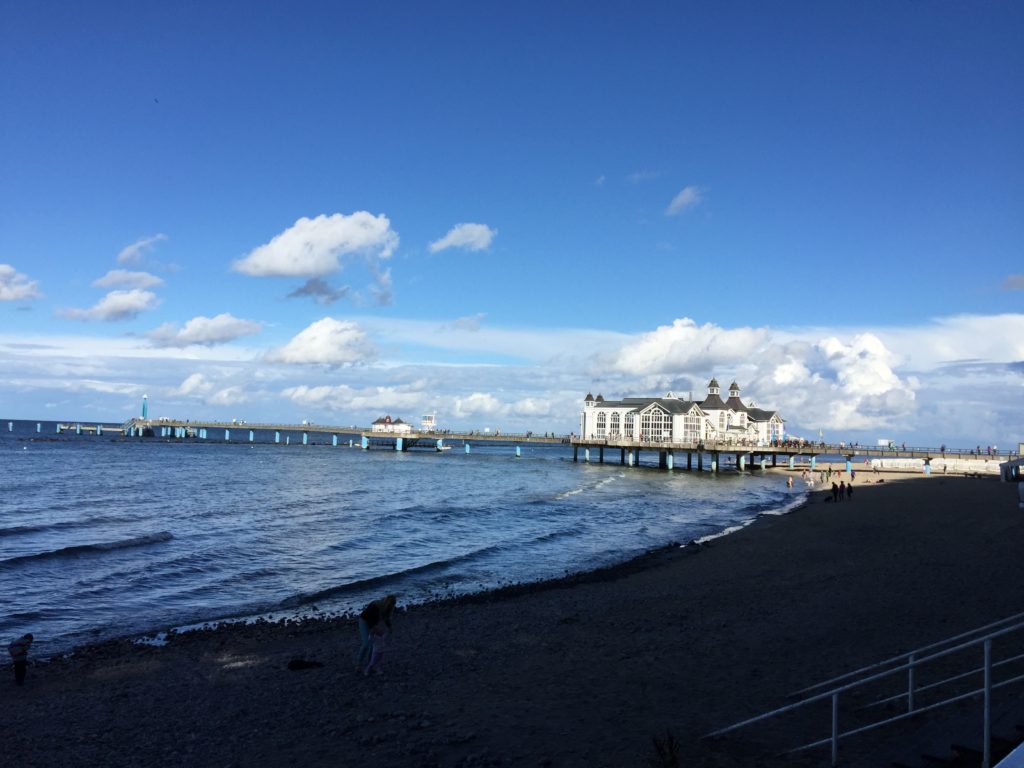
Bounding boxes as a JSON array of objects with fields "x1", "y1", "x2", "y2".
[{"x1": 705, "y1": 612, "x2": 1024, "y2": 767}]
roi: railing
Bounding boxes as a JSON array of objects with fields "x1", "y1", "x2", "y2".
[{"x1": 705, "y1": 612, "x2": 1024, "y2": 767}]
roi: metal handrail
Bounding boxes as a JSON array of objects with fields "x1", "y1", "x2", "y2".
[
  {"x1": 705, "y1": 614, "x2": 1024, "y2": 767},
  {"x1": 792, "y1": 610, "x2": 1024, "y2": 696}
]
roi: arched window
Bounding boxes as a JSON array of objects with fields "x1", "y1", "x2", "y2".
[
  {"x1": 596, "y1": 411, "x2": 607, "y2": 437},
  {"x1": 624, "y1": 412, "x2": 635, "y2": 437},
  {"x1": 610, "y1": 412, "x2": 620, "y2": 436}
]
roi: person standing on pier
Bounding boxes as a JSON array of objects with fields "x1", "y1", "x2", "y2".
[
  {"x1": 355, "y1": 595, "x2": 396, "y2": 673},
  {"x1": 8, "y1": 633, "x2": 33, "y2": 686}
]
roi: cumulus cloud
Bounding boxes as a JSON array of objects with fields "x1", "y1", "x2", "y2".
[
  {"x1": 174, "y1": 373, "x2": 213, "y2": 396},
  {"x1": 613, "y1": 318, "x2": 769, "y2": 375},
  {"x1": 93, "y1": 269, "x2": 164, "y2": 289},
  {"x1": 453, "y1": 392, "x2": 504, "y2": 417},
  {"x1": 665, "y1": 186, "x2": 702, "y2": 216},
  {"x1": 233, "y1": 212, "x2": 398, "y2": 278},
  {"x1": 148, "y1": 313, "x2": 262, "y2": 347},
  {"x1": 0, "y1": 264, "x2": 41, "y2": 301},
  {"x1": 429, "y1": 223, "x2": 497, "y2": 253},
  {"x1": 1003, "y1": 274, "x2": 1024, "y2": 291},
  {"x1": 265, "y1": 318, "x2": 376, "y2": 365},
  {"x1": 60, "y1": 289, "x2": 160, "y2": 321},
  {"x1": 287, "y1": 278, "x2": 350, "y2": 305},
  {"x1": 117, "y1": 234, "x2": 167, "y2": 264},
  {"x1": 282, "y1": 383, "x2": 425, "y2": 412}
]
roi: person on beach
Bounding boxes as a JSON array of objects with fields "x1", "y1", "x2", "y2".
[
  {"x1": 363, "y1": 623, "x2": 387, "y2": 676},
  {"x1": 355, "y1": 595, "x2": 396, "y2": 673},
  {"x1": 847, "y1": 483, "x2": 854, "y2": 500},
  {"x1": 8, "y1": 633, "x2": 33, "y2": 686},
  {"x1": 839, "y1": 481, "x2": 847, "y2": 500},
  {"x1": 831, "y1": 482, "x2": 839, "y2": 502}
]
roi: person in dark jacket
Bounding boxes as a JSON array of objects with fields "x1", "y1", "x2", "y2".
[
  {"x1": 355, "y1": 596, "x2": 396, "y2": 673},
  {"x1": 9, "y1": 633, "x2": 33, "y2": 685}
]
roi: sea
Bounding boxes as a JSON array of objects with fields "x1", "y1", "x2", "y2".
[{"x1": 0, "y1": 419, "x2": 806, "y2": 658}]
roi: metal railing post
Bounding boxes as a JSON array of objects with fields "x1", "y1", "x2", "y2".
[
  {"x1": 908, "y1": 652, "x2": 916, "y2": 712},
  {"x1": 831, "y1": 692, "x2": 839, "y2": 766},
  {"x1": 983, "y1": 639, "x2": 991, "y2": 768}
]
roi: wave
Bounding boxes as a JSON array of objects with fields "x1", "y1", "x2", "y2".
[
  {"x1": 0, "y1": 531, "x2": 173, "y2": 567},
  {"x1": 554, "y1": 473, "x2": 617, "y2": 500},
  {"x1": 0, "y1": 514, "x2": 137, "y2": 538},
  {"x1": 691, "y1": 490, "x2": 809, "y2": 545}
]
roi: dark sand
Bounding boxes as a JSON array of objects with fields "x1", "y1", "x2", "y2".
[{"x1": 3, "y1": 475, "x2": 1022, "y2": 767}]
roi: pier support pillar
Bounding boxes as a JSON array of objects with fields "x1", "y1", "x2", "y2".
[
  {"x1": 76, "y1": 424, "x2": 81, "y2": 435},
  {"x1": 275, "y1": 431, "x2": 281, "y2": 444},
  {"x1": 361, "y1": 436, "x2": 368, "y2": 450},
  {"x1": 515, "y1": 445, "x2": 521, "y2": 458},
  {"x1": 249, "y1": 430, "x2": 255, "y2": 443},
  {"x1": 772, "y1": 454, "x2": 777, "y2": 467},
  {"x1": 36, "y1": 423, "x2": 41, "y2": 433},
  {"x1": 349, "y1": 439, "x2": 354, "y2": 448},
  {"x1": 599, "y1": 446, "x2": 604, "y2": 464},
  {"x1": 7, "y1": 422, "x2": 12, "y2": 432},
  {"x1": 667, "y1": 451, "x2": 674, "y2": 470},
  {"x1": 810, "y1": 456, "x2": 817, "y2": 470},
  {"x1": 436, "y1": 439, "x2": 444, "y2": 451},
  {"x1": 760, "y1": 457, "x2": 766, "y2": 471},
  {"x1": 573, "y1": 446, "x2": 578, "y2": 462},
  {"x1": 739, "y1": 454, "x2": 747, "y2": 471},
  {"x1": 924, "y1": 459, "x2": 931, "y2": 476},
  {"x1": 286, "y1": 436, "x2": 290, "y2": 445},
  {"x1": 698, "y1": 453, "x2": 703, "y2": 471},
  {"x1": 659, "y1": 451, "x2": 667, "y2": 469},
  {"x1": 687, "y1": 452, "x2": 692, "y2": 470},
  {"x1": 845, "y1": 457, "x2": 853, "y2": 474},
  {"x1": 303, "y1": 431, "x2": 309, "y2": 446},
  {"x1": 788, "y1": 456, "x2": 795, "y2": 470},
  {"x1": 711, "y1": 452, "x2": 719, "y2": 473},
  {"x1": 396, "y1": 437, "x2": 403, "y2": 452},
  {"x1": 465, "y1": 442, "x2": 471, "y2": 454},
  {"x1": 627, "y1": 449, "x2": 635, "y2": 467},
  {"x1": 332, "y1": 434, "x2": 338, "y2": 447},
  {"x1": 620, "y1": 448, "x2": 625, "y2": 465},
  {"x1": 584, "y1": 448, "x2": 590, "y2": 463},
  {"x1": 97, "y1": 425, "x2": 102, "y2": 436},
  {"x1": 225, "y1": 429, "x2": 230, "y2": 441}
]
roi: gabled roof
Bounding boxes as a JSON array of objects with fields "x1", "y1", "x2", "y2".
[
  {"x1": 700, "y1": 393, "x2": 729, "y2": 410},
  {"x1": 747, "y1": 407, "x2": 783, "y2": 422},
  {"x1": 594, "y1": 396, "x2": 703, "y2": 415},
  {"x1": 372, "y1": 416, "x2": 391, "y2": 424},
  {"x1": 725, "y1": 395, "x2": 748, "y2": 412}
]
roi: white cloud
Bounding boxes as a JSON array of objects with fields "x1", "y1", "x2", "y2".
[
  {"x1": 208, "y1": 386, "x2": 248, "y2": 406},
  {"x1": 613, "y1": 318, "x2": 769, "y2": 375},
  {"x1": 0, "y1": 264, "x2": 41, "y2": 301},
  {"x1": 265, "y1": 318, "x2": 376, "y2": 365},
  {"x1": 148, "y1": 313, "x2": 262, "y2": 348},
  {"x1": 453, "y1": 392, "x2": 505, "y2": 417},
  {"x1": 60, "y1": 290, "x2": 160, "y2": 321},
  {"x1": 665, "y1": 186, "x2": 702, "y2": 216},
  {"x1": 93, "y1": 269, "x2": 164, "y2": 289},
  {"x1": 445, "y1": 313, "x2": 487, "y2": 332},
  {"x1": 282, "y1": 383, "x2": 425, "y2": 413},
  {"x1": 117, "y1": 234, "x2": 167, "y2": 264},
  {"x1": 174, "y1": 373, "x2": 213, "y2": 396},
  {"x1": 1002, "y1": 274, "x2": 1024, "y2": 291},
  {"x1": 233, "y1": 212, "x2": 398, "y2": 278},
  {"x1": 429, "y1": 223, "x2": 497, "y2": 253}
]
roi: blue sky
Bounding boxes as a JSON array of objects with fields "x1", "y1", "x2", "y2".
[{"x1": 1, "y1": 1, "x2": 1022, "y2": 447}]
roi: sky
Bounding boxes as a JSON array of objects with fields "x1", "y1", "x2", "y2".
[{"x1": 1, "y1": 1, "x2": 1022, "y2": 448}]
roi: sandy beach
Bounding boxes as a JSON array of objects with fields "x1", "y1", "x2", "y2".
[{"x1": 3, "y1": 470, "x2": 1022, "y2": 767}]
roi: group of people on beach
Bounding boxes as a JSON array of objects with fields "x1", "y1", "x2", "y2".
[{"x1": 831, "y1": 481, "x2": 853, "y2": 502}]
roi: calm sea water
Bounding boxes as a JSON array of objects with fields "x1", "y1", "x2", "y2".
[{"x1": 0, "y1": 420, "x2": 804, "y2": 657}]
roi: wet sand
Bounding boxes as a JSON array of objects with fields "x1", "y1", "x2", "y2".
[{"x1": 3, "y1": 472, "x2": 1022, "y2": 767}]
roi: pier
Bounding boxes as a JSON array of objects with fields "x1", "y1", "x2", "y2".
[{"x1": 569, "y1": 436, "x2": 1015, "y2": 474}]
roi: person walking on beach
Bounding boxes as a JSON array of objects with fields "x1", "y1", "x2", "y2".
[
  {"x1": 847, "y1": 482, "x2": 854, "y2": 500},
  {"x1": 355, "y1": 595, "x2": 396, "y2": 673},
  {"x1": 363, "y1": 623, "x2": 388, "y2": 676},
  {"x1": 839, "y1": 481, "x2": 847, "y2": 500},
  {"x1": 8, "y1": 633, "x2": 33, "y2": 686},
  {"x1": 831, "y1": 482, "x2": 839, "y2": 502}
]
